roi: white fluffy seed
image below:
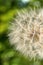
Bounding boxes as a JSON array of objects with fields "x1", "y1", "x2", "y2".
[{"x1": 8, "y1": 8, "x2": 43, "y2": 60}]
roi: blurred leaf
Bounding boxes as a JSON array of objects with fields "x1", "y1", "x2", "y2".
[
  {"x1": 10, "y1": 58, "x2": 20, "y2": 65},
  {"x1": 0, "y1": 23, "x2": 8, "y2": 34},
  {"x1": 33, "y1": 61, "x2": 41, "y2": 65},
  {"x1": 1, "y1": 9, "x2": 17, "y2": 23},
  {"x1": 0, "y1": 42, "x2": 5, "y2": 52},
  {"x1": 1, "y1": 49, "x2": 15, "y2": 60},
  {"x1": 3, "y1": 61, "x2": 9, "y2": 65}
]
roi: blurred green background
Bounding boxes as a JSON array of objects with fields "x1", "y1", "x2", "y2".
[{"x1": 0, "y1": 0, "x2": 43, "y2": 65}]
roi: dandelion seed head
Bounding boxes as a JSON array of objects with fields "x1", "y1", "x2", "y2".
[{"x1": 8, "y1": 8, "x2": 43, "y2": 60}]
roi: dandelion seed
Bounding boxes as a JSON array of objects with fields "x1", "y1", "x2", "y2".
[{"x1": 8, "y1": 8, "x2": 43, "y2": 60}]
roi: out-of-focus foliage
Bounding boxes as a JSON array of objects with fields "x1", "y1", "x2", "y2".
[{"x1": 0, "y1": 0, "x2": 43, "y2": 65}]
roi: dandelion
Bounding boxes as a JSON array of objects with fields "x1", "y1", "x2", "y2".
[{"x1": 8, "y1": 8, "x2": 43, "y2": 60}]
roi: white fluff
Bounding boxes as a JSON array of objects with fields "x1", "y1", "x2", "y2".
[{"x1": 8, "y1": 8, "x2": 43, "y2": 59}]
